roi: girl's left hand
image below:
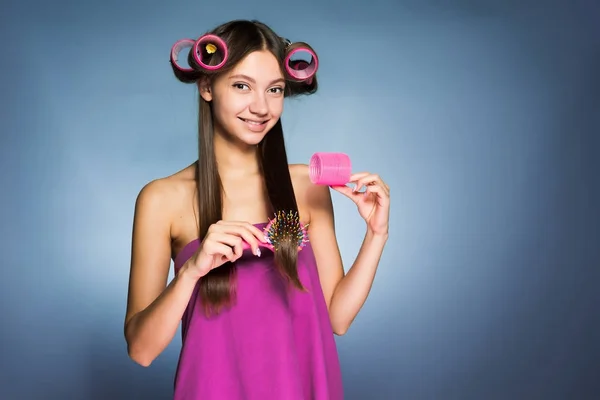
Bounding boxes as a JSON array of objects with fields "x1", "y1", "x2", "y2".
[{"x1": 330, "y1": 172, "x2": 390, "y2": 236}]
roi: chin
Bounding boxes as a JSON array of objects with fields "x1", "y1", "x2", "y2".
[{"x1": 239, "y1": 134, "x2": 266, "y2": 146}]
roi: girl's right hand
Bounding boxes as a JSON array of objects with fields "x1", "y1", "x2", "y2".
[{"x1": 184, "y1": 221, "x2": 268, "y2": 280}]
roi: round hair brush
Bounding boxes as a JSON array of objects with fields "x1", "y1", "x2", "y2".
[{"x1": 242, "y1": 210, "x2": 309, "y2": 253}]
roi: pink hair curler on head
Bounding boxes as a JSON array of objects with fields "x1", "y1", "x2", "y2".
[
  {"x1": 309, "y1": 152, "x2": 352, "y2": 186},
  {"x1": 289, "y1": 60, "x2": 314, "y2": 85},
  {"x1": 241, "y1": 210, "x2": 310, "y2": 254},
  {"x1": 284, "y1": 47, "x2": 318, "y2": 82},
  {"x1": 170, "y1": 39, "x2": 196, "y2": 72},
  {"x1": 192, "y1": 34, "x2": 228, "y2": 71}
]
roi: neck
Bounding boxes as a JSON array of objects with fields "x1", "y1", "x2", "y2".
[{"x1": 213, "y1": 131, "x2": 260, "y2": 178}]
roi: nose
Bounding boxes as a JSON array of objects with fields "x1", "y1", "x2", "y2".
[{"x1": 248, "y1": 92, "x2": 269, "y2": 116}]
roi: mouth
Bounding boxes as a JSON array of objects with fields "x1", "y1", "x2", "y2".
[{"x1": 238, "y1": 117, "x2": 269, "y2": 126}]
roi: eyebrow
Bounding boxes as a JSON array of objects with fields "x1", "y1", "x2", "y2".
[{"x1": 229, "y1": 74, "x2": 285, "y2": 85}]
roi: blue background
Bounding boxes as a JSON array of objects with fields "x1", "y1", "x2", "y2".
[{"x1": 1, "y1": 0, "x2": 599, "y2": 398}]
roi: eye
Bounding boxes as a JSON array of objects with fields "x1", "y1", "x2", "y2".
[
  {"x1": 232, "y1": 83, "x2": 250, "y2": 91},
  {"x1": 269, "y1": 87, "x2": 284, "y2": 94}
]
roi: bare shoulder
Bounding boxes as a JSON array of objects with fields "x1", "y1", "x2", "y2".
[
  {"x1": 289, "y1": 163, "x2": 333, "y2": 223},
  {"x1": 135, "y1": 177, "x2": 175, "y2": 213},
  {"x1": 131, "y1": 163, "x2": 197, "y2": 264},
  {"x1": 134, "y1": 164, "x2": 195, "y2": 224},
  {"x1": 126, "y1": 164, "x2": 196, "y2": 325},
  {"x1": 288, "y1": 163, "x2": 311, "y2": 191}
]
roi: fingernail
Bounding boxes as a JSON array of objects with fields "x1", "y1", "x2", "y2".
[{"x1": 256, "y1": 248, "x2": 261, "y2": 257}]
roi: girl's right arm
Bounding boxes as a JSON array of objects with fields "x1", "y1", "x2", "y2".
[
  {"x1": 124, "y1": 180, "x2": 198, "y2": 367},
  {"x1": 123, "y1": 180, "x2": 266, "y2": 367}
]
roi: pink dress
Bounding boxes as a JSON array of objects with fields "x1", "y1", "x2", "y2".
[{"x1": 172, "y1": 222, "x2": 344, "y2": 399}]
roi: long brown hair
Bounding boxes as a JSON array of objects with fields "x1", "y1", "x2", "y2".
[{"x1": 171, "y1": 20, "x2": 319, "y2": 315}]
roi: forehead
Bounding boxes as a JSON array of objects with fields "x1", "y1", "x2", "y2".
[{"x1": 229, "y1": 50, "x2": 283, "y2": 80}]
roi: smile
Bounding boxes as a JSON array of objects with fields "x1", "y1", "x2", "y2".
[{"x1": 239, "y1": 117, "x2": 268, "y2": 126}]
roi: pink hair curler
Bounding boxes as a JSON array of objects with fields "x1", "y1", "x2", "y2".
[
  {"x1": 289, "y1": 60, "x2": 314, "y2": 85},
  {"x1": 284, "y1": 47, "x2": 318, "y2": 82},
  {"x1": 192, "y1": 34, "x2": 228, "y2": 71},
  {"x1": 242, "y1": 211, "x2": 310, "y2": 254},
  {"x1": 309, "y1": 152, "x2": 352, "y2": 186},
  {"x1": 170, "y1": 39, "x2": 196, "y2": 72}
]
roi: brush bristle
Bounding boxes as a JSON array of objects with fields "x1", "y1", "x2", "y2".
[{"x1": 265, "y1": 210, "x2": 309, "y2": 250}]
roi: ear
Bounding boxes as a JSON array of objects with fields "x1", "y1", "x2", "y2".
[{"x1": 197, "y1": 77, "x2": 213, "y2": 102}]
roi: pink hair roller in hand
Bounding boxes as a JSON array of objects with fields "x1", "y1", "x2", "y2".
[
  {"x1": 284, "y1": 47, "x2": 318, "y2": 82},
  {"x1": 309, "y1": 152, "x2": 352, "y2": 186},
  {"x1": 192, "y1": 34, "x2": 228, "y2": 70}
]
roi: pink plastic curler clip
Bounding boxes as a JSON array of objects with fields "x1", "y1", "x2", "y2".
[
  {"x1": 284, "y1": 47, "x2": 318, "y2": 82},
  {"x1": 241, "y1": 211, "x2": 310, "y2": 254},
  {"x1": 289, "y1": 60, "x2": 314, "y2": 85},
  {"x1": 170, "y1": 39, "x2": 196, "y2": 72},
  {"x1": 309, "y1": 152, "x2": 352, "y2": 186},
  {"x1": 192, "y1": 34, "x2": 229, "y2": 71}
]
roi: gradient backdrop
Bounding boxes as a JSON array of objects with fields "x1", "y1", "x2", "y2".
[{"x1": 1, "y1": 0, "x2": 599, "y2": 399}]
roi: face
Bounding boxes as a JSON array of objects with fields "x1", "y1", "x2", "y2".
[{"x1": 200, "y1": 50, "x2": 285, "y2": 145}]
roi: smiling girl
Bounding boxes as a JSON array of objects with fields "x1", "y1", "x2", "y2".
[{"x1": 124, "y1": 19, "x2": 390, "y2": 400}]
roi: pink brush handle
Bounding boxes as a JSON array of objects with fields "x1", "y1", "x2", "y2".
[
  {"x1": 242, "y1": 240, "x2": 273, "y2": 251},
  {"x1": 309, "y1": 152, "x2": 352, "y2": 186},
  {"x1": 241, "y1": 241, "x2": 305, "y2": 253}
]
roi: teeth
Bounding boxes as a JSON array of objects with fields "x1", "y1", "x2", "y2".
[{"x1": 241, "y1": 118, "x2": 265, "y2": 125}]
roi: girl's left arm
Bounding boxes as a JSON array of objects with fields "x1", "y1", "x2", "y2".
[{"x1": 306, "y1": 170, "x2": 390, "y2": 335}]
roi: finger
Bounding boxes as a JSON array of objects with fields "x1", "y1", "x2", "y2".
[
  {"x1": 364, "y1": 178, "x2": 390, "y2": 198},
  {"x1": 205, "y1": 242, "x2": 235, "y2": 262},
  {"x1": 330, "y1": 184, "x2": 362, "y2": 204},
  {"x1": 243, "y1": 222, "x2": 270, "y2": 243},
  {"x1": 330, "y1": 184, "x2": 354, "y2": 197},
  {"x1": 364, "y1": 184, "x2": 390, "y2": 207},
  {"x1": 379, "y1": 178, "x2": 390, "y2": 194},
  {"x1": 236, "y1": 226, "x2": 265, "y2": 255},
  {"x1": 215, "y1": 224, "x2": 264, "y2": 256},
  {"x1": 208, "y1": 232, "x2": 244, "y2": 248},
  {"x1": 231, "y1": 240, "x2": 244, "y2": 261},
  {"x1": 217, "y1": 221, "x2": 268, "y2": 243},
  {"x1": 351, "y1": 175, "x2": 376, "y2": 193},
  {"x1": 349, "y1": 172, "x2": 390, "y2": 196},
  {"x1": 209, "y1": 230, "x2": 243, "y2": 257},
  {"x1": 214, "y1": 222, "x2": 264, "y2": 244},
  {"x1": 227, "y1": 225, "x2": 262, "y2": 257},
  {"x1": 354, "y1": 174, "x2": 386, "y2": 194},
  {"x1": 349, "y1": 172, "x2": 371, "y2": 182}
]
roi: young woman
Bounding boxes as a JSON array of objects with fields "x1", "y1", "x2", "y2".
[{"x1": 124, "y1": 19, "x2": 390, "y2": 399}]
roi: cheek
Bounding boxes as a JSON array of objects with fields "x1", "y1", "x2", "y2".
[
  {"x1": 269, "y1": 98, "x2": 284, "y2": 117},
  {"x1": 214, "y1": 96, "x2": 246, "y2": 121}
]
